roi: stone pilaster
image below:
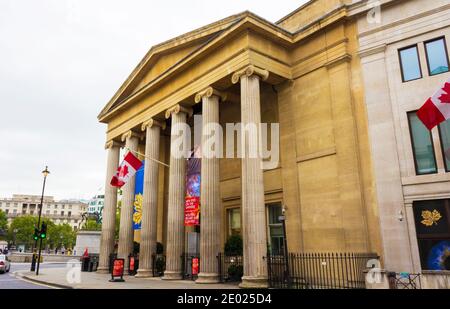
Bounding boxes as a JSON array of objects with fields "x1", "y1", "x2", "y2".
[
  {"x1": 162, "y1": 105, "x2": 193, "y2": 280},
  {"x1": 117, "y1": 131, "x2": 140, "y2": 271},
  {"x1": 136, "y1": 119, "x2": 165, "y2": 278},
  {"x1": 194, "y1": 87, "x2": 225, "y2": 284},
  {"x1": 232, "y1": 65, "x2": 269, "y2": 288},
  {"x1": 97, "y1": 141, "x2": 121, "y2": 274}
]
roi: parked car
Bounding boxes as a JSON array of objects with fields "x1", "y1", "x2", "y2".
[{"x1": 0, "y1": 255, "x2": 11, "y2": 274}]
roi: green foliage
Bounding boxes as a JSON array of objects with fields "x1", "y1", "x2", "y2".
[
  {"x1": 47, "y1": 223, "x2": 76, "y2": 249},
  {"x1": 0, "y1": 210, "x2": 7, "y2": 231},
  {"x1": 224, "y1": 235, "x2": 243, "y2": 256},
  {"x1": 7, "y1": 215, "x2": 39, "y2": 249},
  {"x1": 7, "y1": 216, "x2": 76, "y2": 250},
  {"x1": 227, "y1": 264, "x2": 243, "y2": 281},
  {"x1": 82, "y1": 219, "x2": 102, "y2": 231},
  {"x1": 155, "y1": 257, "x2": 166, "y2": 276}
]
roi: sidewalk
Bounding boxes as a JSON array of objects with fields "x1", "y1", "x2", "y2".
[{"x1": 14, "y1": 268, "x2": 240, "y2": 289}]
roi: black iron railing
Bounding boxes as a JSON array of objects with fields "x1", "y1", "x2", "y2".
[
  {"x1": 128, "y1": 253, "x2": 139, "y2": 276},
  {"x1": 151, "y1": 254, "x2": 166, "y2": 277},
  {"x1": 392, "y1": 273, "x2": 421, "y2": 289},
  {"x1": 217, "y1": 253, "x2": 243, "y2": 283},
  {"x1": 181, "y1": 253, "x2": 200, "y2": 281},
  {"x1": 108, "y1": 253, "x2": 117, "y2": 274},
  {"x1": 267, "y1": 252, "x2": 379, "y2": 289}
]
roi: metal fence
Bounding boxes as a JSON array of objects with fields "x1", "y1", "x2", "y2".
[
  {"x1": 391, "y1": 273, "x2": 421, "y2": 289},
  {"x1": 151, "y1": 254, "x2": 166, "y2": 277},
  {"x1": 267, "y1": 252, "x2": 379, "y2": 289},
  {"x1": 217, "y1": 253, "x2": 243, "y2": 283},
  {"x1": 181, "y1": 253, "x2": 200, "y2": 281}
]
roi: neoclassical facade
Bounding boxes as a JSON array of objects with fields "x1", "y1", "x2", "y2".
[{"x1": 97, "y1": 0, "x2": 436, "y2": 288}]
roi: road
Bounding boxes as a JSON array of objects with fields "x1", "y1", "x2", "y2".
[{"x1": 0, "y1": 263, "x2": 63, "y2": 289}]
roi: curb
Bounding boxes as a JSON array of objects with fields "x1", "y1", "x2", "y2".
[{"x1": 13, "y1": 271, "x2": 74, "y2": 289}]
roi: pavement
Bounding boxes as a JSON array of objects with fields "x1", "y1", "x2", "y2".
[
  {"x1": 0, "y1": 263, "x2": 64, "y2": 289},
  {"x1": 13, "y1": 265, "x2": 241, "y2": 289}
]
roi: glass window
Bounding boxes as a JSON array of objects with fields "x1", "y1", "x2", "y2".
[
  {"x1": 439, "y1": 121, "x2": 450, "y2": 172},
  {"x1": 425, "y1": 37, "x2": 449, "y2": 76},
  {"x1": 408, "y1": 112, "x2": 437, "y2": 175},
  {"x1": 399, "y1": 45, "x2": 422, "y2": 82},
  {"x1": 13, "y1": 209, "x2": 17, "y2": 214},
  {"x1": 227, "y1": 208, "x2": 241, "y2": 236},
  {"x1": 268, "y1": 204, "x2": 285, "y2": 256},
  {"x1": 413, "y1": 200, "x2": 450, "y2": 271}
]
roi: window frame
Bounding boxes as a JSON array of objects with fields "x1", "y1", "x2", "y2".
[
  {"x1": 407, "y1": 111, "x2": 438, "y2": 175},
  {"x1": 424, "y1": 36, "x2": 450, "y2": 77},
  {"x1": 398, "y1": 44, "x2": 423, "y2": 83},
  {"x1": 438, "y1": 122, "x2": 450, "y2": 173}
]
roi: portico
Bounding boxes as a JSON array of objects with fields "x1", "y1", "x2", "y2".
[{"x1": 98, "y1": 4, "x2": 381, "y2": 288}]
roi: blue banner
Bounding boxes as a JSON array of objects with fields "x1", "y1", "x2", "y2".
[{"x1": 133, "y1": 160, "x2": 145, "y2": 230}]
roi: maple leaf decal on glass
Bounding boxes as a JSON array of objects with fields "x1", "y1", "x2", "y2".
[
  {"x1": 438, "y1": 82, "x2": 450, "y2": 104},
  {"x1": 421, "y1": 210, "x2": 442, "y2": 227}
]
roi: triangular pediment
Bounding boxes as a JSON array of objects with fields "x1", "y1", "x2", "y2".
[{"x1": 99, "y1": 12, "x2": 249, "y2": 119}]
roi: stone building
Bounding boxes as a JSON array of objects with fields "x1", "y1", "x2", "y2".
[
  {"x1": 97, "y1": 0, "x2": 450, "y2": 288},
  {"x1": 356, "y1": 0, "x2": 450, "y2": 285},
  {"x1": 0, "y1": 195, "x2": 87, "y2": 231}
]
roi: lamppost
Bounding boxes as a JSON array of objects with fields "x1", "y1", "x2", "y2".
[{"x1": 30, "y1": 166, "x2": 50, "y2": 272}]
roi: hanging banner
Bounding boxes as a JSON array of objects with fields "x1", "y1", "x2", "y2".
[
  {"x1": 133, "y1": 161, "x2": 145, "y2": 230},
  {"x1": 185, "y1": 147, "x2": 201, "y2": 227}
]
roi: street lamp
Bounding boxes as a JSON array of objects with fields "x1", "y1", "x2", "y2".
[{"x1": 31, "y1": 166, "x2": 50, "y2": 274}]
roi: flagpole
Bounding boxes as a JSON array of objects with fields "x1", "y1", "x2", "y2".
[{"x1": 125, "y1": 148, "x2": 170, "y2": 168}]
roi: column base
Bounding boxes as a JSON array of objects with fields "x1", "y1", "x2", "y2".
[
  {"x1": 239, "y1": 276, "x2": 269, "y2": 289},
  {"x1": 135, "y1": 269, "x2": 154, "y2": 278},
  {"x1": 196, "y1": 273, "x2": 220, "y2": 284},
  {"x1": 162, "y1": 270, "x2": 183, "y2": 280},
  {"x1": 96, "y1": 267, "x2": 110, "y2": 274}
]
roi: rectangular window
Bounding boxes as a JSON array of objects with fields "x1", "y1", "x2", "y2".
[
  {"x1": 399, "y1": 45, "x2": 422, "y2": 82},
  {"x1": 425, "y1": 37, "x2": 449, "y2": 76},
  {"x1": 439, "y1": 121, "x2": 450, "y2": 172},
  {"x1": 413, "y1": 199, "x2": 450, "y2": 271},
  {"x1": 267, "y1": 204, "x2": 285, "y2": 256},
  {"x1": 13, "y1": 209, "x2": 17, "y2": 214},
  {"x1": 61, "y1": 211, "x2": 64, "y2": 216},
  {"x1": 68, "y1": 211, "x2": 72, "y2": 217},
  {"x1": 227, "y1": 208, "x2": 241, "y2": 237},
  {"x1": 408, "y1": 112, "x2": 437, "y2": 175},
  {"x1": 5, "y1": 209, "x2": 9, "y2": 215}
]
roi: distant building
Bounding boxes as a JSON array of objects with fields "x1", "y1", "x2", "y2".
[
  {"x1": 0, "y1": 194, "x2": 87, "y2": 231},
  {"x1": 87, "y1": 194, "x2": 105, "y2": 215}
]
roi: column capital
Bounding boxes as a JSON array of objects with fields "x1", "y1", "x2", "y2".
[
  {"x1": 105, "y1": 140, "x2": 123, "y2": 150},
  {"x1": 194, "y1": 87, "x2": 227, "y2": 104},
  {"x1": 165, "y1": 104, "x2": 193, "y2": 119},
  {"x1": 121, "y1": 130, "x2": 142, "y2": 143},
  {"x1": 231, "y1": 65, "x2": 269, "y2": 84},
  {"x1": 141, "y1": 118, "x2": 166, "y2": 132}
]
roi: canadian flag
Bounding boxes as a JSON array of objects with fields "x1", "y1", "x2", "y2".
[
  {"x1": 417, "y1": 78, "x2": 450, "y2": 130},
  {"x1": 110, "y1": 152, "x2": 143, "y2": 188}
]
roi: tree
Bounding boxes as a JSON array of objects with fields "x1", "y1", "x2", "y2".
[
  {"x1": 0, "y1": 210, "x2": 7, "y2": 240},
  {"x1": 47, "y1": 224, "x2": 76, "y2": 249},
  {"x1": 7, "y1": 215, "x2": 38, "y2": 249},
  {"x1": 82, "y1": 219, "x2": 101, "y2": 231}
]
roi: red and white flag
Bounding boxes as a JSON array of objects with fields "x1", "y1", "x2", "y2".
[
  {"x1": 110, "y1": 152, "x2": 143, "y2": 188},
  {"x1": 417, "y1": 78, "x2": 450, "y2": 130}
]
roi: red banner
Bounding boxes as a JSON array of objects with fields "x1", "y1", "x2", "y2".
[
  {"x1": 184, "y1": 196, "x2": 200, "y2": 226},
  {"x1": 192, "y1": 257, "x2": 199, "y2": 275}
]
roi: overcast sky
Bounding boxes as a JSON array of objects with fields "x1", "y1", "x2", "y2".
[{"x1": 0, "y1": 0, "x2": 306, "y2": 201}]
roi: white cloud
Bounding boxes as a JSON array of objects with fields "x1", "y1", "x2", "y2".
[{"x1": 0, "y1": 0, "x2": 305, "y2": 200}]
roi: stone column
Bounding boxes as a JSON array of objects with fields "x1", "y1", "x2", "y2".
[
  {"x1": 136, "y1": 119, "x2": 165, "y2": 278},
  {"x1": 162, "y1": 104, "x2": 193, "y2": 280},
  {"x1": 117, "y1": 131, "x2": 140, "y2": 271},
  {"x1": 194, "y1": 87, "x2": 226, "y2": 284},
  {"x1": 97, "y1": 141, "x2": 121, "y2": 274},
  {"x1": 232, "y1": 65, "x2": 269, "y2": 288}
]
